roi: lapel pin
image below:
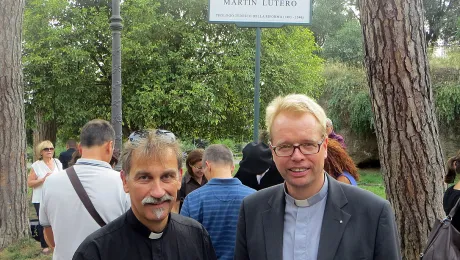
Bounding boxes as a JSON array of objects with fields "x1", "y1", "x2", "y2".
[{"x1": 339, "y1": 220, "x2": 343, "y2": 224}]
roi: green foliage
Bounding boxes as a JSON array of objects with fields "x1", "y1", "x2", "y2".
[
  {"x1": 423, "y1": 0, "x2": 460, "y2": 45},
  {"x1": 431, "y1": 48, "x2": 460, "y2": 128},
  {"x1": 24, "y1": 0, "x2": 324, "y2": 142},
  {"x1": 121, "y1": 0, "x2": 324, "y2": 139},
  {"x1": 261, "y1": 27, "x2": 325, "y2": 101},
  {"x1": 321, "y1": 62, "x2": 373, "y2": 134},
  {"x1": 212, "y1": 139, "x2": 236, "y2": 153},
  {"x1": 322, "y1": 19, "x2": 364, "y2": 65},
  {"x1": 322, "y1": 48, "x2": 460, "y2": 135},
  {"x1": 310, "y1": 0, "x2": 356, "y2": 46},
  {"x1": 349, "y1": 91, "x2": 374, "y2": 132},
  {"x1": 180, "y1": 140, "x2": 197, "y2": 154},
  {"x1": 23, "y1": 0, "x2": 113, "y2": 141},
  {"x1": 435, "y1": 84, "x2": 460, "y2": 124}
]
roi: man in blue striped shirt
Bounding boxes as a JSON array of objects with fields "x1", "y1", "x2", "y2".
[{"x1": 181, "y1": 144, "x2": 256, "y2": 260}]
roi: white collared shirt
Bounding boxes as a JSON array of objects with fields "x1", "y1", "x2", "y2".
[{"x1": 282, "y1": 175, "x2": 329, "y2": 260}]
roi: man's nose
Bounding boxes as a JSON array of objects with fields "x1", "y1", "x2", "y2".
[
  {"x1": 149, "y1": 180, "x2": 166, "y2": 198},
  {"x1": 290, "y1": 146, "x2": 305, "y2": 161}
]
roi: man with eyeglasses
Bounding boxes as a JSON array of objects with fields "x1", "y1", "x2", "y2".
[{"x1": 234, "y1": 94, "x2": 401, "y2": 260}]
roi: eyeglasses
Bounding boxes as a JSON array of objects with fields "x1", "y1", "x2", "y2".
[
  {"x1": 270, "y1": 138, "x2": 325, "y2": 157},
  {"x1": 42, "y1": 147, "x2": 54, "y2": 152},
  {"x1": 191, "y1": 164, "x2": 204, "y2": 170}
]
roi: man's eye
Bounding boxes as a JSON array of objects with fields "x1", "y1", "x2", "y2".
[
  {"x1": 301, "y1": 143, "x2": 316, "y2": 148},
  {"x1": 278, "y1": 145, "x2": 292, "y2": 150},
  {"x1": 162, "y1": 174, "x2": 175, "y2": 180},
  {"x1": 138, "y1": 175, "x2": 149, "y2": 180}
]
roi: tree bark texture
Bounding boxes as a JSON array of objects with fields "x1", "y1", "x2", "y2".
[
  {"x1": 32, "y1": 110, "x2": 57, "y2": 160},
  {"x1": 358, "y1": 0, "x2": 446, "y2": 259},
  {"x1": 0, "y1": 0, "x2": 29, "y2": 249}
]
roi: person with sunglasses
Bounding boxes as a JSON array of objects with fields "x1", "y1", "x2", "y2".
[
  {"x1": 39, "y1": 119, "x2": 130, "y2": 260},
  {"x1": 27, "y1": 140, "x2": 63, "y2": 255}
]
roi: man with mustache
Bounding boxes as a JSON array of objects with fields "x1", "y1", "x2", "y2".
[
  {"x1": 73, "y1": 130, "x2": 217, "y2": 260},
  {"x1": 234, "y1": 94, "x2": 401, "y2": 260}
]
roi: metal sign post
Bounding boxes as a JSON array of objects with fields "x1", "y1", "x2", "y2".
[
  {"x1": 253, "y1": 27, "x2": 261, "y2": 142},
  {"x1": 110, "y1": 0, "x2": 123, "y2": 170}
]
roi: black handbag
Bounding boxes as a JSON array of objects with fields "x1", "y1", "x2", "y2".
[
  {"x1": 29, "y1": 219, "x2": 40, "y2": 242},
  {"x1": 420, "y1": 198, "x2": 460, "y2": 259}
]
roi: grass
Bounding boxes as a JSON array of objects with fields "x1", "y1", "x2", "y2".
[
  {"x1": 0, "y1": 238, "x2": 52, "y2": 260},
  {"x1": 358, "y1": 168, "x2": 386, "y2": 198},
  {"x1": 0, "y1": 189, "x2": 52, "y2": 260}
]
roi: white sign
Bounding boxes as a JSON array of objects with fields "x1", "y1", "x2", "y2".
[{"x1": 209, "y1": 0, "x2": 311, "y2": 25}]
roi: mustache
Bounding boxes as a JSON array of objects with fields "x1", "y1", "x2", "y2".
[{"x1": 142, "y1": 194, "x2": 174, "y2": 205}]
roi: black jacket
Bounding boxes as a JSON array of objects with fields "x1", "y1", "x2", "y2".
[
  {"x1": 73, "y1": 209, "x2": 217, "y2": 260},
  {"x1": 234, "y1": 163, "x2": 284, "y2": 191},
  {"x1": 58, "y1": 148, "x2": 76, "y2": 169}
]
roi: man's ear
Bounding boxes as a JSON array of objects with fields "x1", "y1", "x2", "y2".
[
  {"x1": 177, "y1": 168, "x2": 183, "y2": 190},
  {"x1": 106, "y1": 141, "x2": 114, "y2": 154},
  {"x1": 323, "y1": 137, "x2": 328, "y2": 159},
  {"x1": 120, "y1": 170, "x2": 129, "y2": 193}
]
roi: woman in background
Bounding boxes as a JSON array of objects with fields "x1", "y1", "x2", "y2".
[
  {"x1": 27, "y1": 140, "x2": 63, "y2": 254},
  {"x1": 176, "y1": 149, "x2": 207, "y2": 212},
  {"x1": 443, "y1": 151, "x2": 460, "y2": 231},
  {"x1": 324, "y1": 139, "x2": 359, "y2": 185}
]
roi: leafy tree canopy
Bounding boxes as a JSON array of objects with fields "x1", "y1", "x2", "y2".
[
  {"x1": 23, "y1": 0, "x2": 324, "y2": 142},
  {"x1": 322, "y1": 19, "x2": 363, "y2": 65}
]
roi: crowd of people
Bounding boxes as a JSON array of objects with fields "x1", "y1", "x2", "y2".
[{"x1": 25, "y1": 93, "x2": 458, "y2": 260}]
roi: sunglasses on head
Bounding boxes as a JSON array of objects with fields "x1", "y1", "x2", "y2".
[
  {"x1": 128, "y1": 129, "x2": 176, "y2": 144},
  {"x1": 43, "y1": 147, "x2": 54, "y2": 152}
]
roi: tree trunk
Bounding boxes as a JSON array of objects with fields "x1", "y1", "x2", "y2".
[
  {"x1": 0, "y1": 0, "x2": 29, "y2": 250},
  {"x1": 33, "y1": 110, "x2": 57, "y2": 160},
  {"x1": 358, "y1": 0, "x2": 446, "y2": 259}
]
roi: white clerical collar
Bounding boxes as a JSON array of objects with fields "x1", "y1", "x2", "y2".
[
  {"x1": 284, "y1": 174, "x2": 329, "y2": 207},
  {"x1": 149, "y1": 232, "x2": 163, "y2": 240}
]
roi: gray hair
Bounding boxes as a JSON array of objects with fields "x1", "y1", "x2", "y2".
[
  {"x1": 80, "y1": 119, "x2": 115, "y2": 147},
  {"x1": 326, "y1": 118, "x2": 333, "y2": 127},
  {"x1": 121, "y1": 130, "x2": 182, "y2": 176},
  {"x1": 203, "y1": 144, "x2": 234, "y2": 167}
]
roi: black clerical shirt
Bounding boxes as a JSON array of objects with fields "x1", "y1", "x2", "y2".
[{"x1": 72, "y1": 209, "x2": 217, "y2": 260}]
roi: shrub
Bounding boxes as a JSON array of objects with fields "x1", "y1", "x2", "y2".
[
  {"x1": 212, "y1": 139, "x2": 237, "y2": 153},
  {"x1": 320, "y1": 62, "x2": 374, "y2": 135}
]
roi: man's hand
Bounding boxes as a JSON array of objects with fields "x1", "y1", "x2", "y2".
[
  {"x1": 42, "y1": 172, "x2": 52, "y2": 183},
  {"x1": 43, "y1": 227, "x2": 55, "y2": 248}
]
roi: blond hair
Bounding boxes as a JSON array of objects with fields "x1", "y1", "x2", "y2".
[
  {"x1": 265, "y1": 94, "x2": 327, "y2": 138},
  {"x1": 35, "y1": 140, "x2": 54, "y2": 159},
  {"x1": 121, "y1": 130, "x2": 182, "y2": 177}
]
